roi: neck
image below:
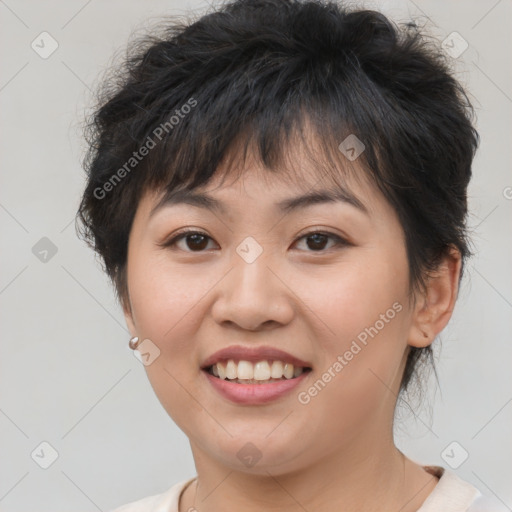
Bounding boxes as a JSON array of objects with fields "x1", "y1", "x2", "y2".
[{"x1": 182, "y1": 435, "x2": 437, "y2": 512}]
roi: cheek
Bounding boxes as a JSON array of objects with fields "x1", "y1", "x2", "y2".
[
  {"x1": 288, "y1": 248, "x2": 411, "y2": 408},
  {"x1": 126, "y1": 250, "x2": 215, "y2": 432},
  {"x1": 127, "y1": 248, "x2": 212, "y2": 347},
  {"x1": 295, "y1": 299, "x2": 409, "y2": 452},
  {"x1": 287, "y1": 251, "x2": 409, "y2": 346}
]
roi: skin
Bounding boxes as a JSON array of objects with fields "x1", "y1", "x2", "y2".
[{"x1": 122, "y1": 143, "x2": 461, "y2": 512}]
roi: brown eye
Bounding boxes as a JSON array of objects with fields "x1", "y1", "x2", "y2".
[
  {"x1": 162, "y1": 230, "x2": 216, "y2": 252},
  {"x1": 294, "y1": 231, "x2": 349, "y2": 252},
  {"x1": 160, "y1": 229, "x2": 349, "y2": 254},
  {"x1": 305, "y1": 233, "x2": 329, "y2": 251},
  {"x1": 183, "y1": 233, "x2": 210, "y2": 251}
]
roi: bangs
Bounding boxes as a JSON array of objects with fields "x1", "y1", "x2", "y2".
[
  {"x1": 150, "y1": 110, "x2": 372, "y2": 207},
  {"x1": 126, "y1": 58, "x2": 383, "y2": 203}
]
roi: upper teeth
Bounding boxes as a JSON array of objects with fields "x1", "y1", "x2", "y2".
[{"x1": 211, "y1": 360, "x2": 304, "y2": 380}]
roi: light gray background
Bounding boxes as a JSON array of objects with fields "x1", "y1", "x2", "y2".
[{"x1": 1, "y1": 0, "x2": 511, "y2": 510}]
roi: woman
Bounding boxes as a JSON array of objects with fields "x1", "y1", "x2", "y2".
[{"x1": 77, "y1": 0, "x2": 505, "y2": 510}]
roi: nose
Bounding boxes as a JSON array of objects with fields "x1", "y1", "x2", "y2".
[{"x1": 211, "y1": 250, "x2": 295, "y2": 332}]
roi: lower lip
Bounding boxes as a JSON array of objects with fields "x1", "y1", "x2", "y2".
[{"x1": 203, "y1": 370, "x2": 310, "y2": 405}]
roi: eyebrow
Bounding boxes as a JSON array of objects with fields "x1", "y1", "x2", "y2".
[{"x1": 150, "y1": 187, "x2": 368, "y2": 218}]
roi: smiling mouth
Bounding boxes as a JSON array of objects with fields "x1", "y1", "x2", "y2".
[{"x1": 204, "y1": 359, "x2": 312, "y2": 384}]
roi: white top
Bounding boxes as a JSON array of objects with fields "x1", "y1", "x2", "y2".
[{"x1": 108, "y1": 466, "x2": 509, "y2": 512}]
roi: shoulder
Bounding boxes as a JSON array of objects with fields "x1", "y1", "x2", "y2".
[
  {"x1": 107, "y1": 478, "x2": 196, "y2": 512},
  {"x1": 418, "y1": 466, "x2": 510, "y2": 512}
]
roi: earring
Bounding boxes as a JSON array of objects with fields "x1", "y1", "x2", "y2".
[{"x1": 129, "y1": 336, "x2": 140, "y2": 350}]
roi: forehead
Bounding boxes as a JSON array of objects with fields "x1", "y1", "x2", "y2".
[
  {"x1": 138, "y1": 116, "x2": 391, "y2": 226},
  {"x1": 145, "y1": 147, "x2": 379, "y2": 224},
  {"x1": 215, "y1": 124, "x2": 372, "y2": 189},
  {"x1": 161, "y1": 130, "x2": 377, "y2": 205}
]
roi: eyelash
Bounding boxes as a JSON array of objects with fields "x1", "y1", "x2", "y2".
[{"x1": 159, "y1": 228, "x2": 350, "y2": 253}]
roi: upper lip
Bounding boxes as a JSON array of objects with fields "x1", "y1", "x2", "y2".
[{"x1": 201, "y1": 345, "x2": 312, "y2": 369}]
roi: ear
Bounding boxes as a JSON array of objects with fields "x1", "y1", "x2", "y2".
[
  {"x1": 121, "y1": 294, "x2": 137, "y2": 338},
  {"x1": 409, "y1": 247, "x2": 462, "y2": 348}
]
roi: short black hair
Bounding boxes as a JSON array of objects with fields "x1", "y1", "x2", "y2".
[{"x1": 77, "y1": 0, "x2": 479, "y2": 401}]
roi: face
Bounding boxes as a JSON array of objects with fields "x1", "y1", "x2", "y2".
[{"x1": 123, "y1": 147, "x2": 421, "y2": 476}]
